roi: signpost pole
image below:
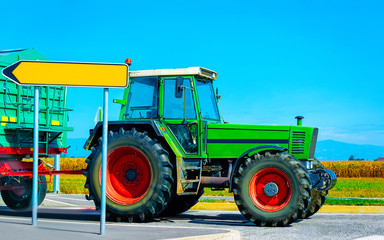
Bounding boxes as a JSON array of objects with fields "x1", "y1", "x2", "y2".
[
  {"x1": 32, "y1": 86, "x2": 39, "y2": 226},
  {"x1": 100, "y1": 88, "x2": 109, "y2": 235},
  {"x1": 53, "y1": 155, "x2": 61, "y2": 193}
]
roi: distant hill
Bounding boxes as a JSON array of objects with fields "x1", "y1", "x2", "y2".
[
  {"x1": 64, "y1": 138, "x2": 384, "y2": 160},
  {"x1": 315, "y1": 140, "x2": 384, "y2": 161}
]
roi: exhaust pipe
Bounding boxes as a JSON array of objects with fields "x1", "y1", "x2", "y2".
[{"x1": 295, "y1": 116, "x2": 304, "y2": 126}]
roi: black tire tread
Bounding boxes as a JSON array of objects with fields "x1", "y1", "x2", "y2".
[
  {"x1": 1, "y1": 176, "x2": 47, "y2": 210},
  {"x1": 233, "y1": 151, "x2": 312, "y2": 227},
  {"x1": 84, "y1": 127, "x2": 174, "y2": 222}
]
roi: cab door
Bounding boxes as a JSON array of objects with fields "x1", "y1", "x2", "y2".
[{"x1": 160, "y1": 76, "x2": 201, "y2": 157}]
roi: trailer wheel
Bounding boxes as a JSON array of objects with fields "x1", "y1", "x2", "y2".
[
  {"x1": 84, "y1": 128, "x2": 174, "y2": 222},
  {"x1": 1, "y1": 176, "x2": 47, "y2": 210},
  {"x1": 160, "y1": 189, "x2": 204, "y2": 216},
  {"x1": 301, "y1": 159, "x2": 328, "y2": 218},
  {"x1": 233, "y1": 151, "x2": 311, "y2": 227}
]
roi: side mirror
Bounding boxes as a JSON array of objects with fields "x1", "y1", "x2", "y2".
[
  {"x1": 216, "y1": 87, "x2": 221, "y2": 103},
  {"x1": 175, "y1": 76, "x2": 184, "y2": 98},
  {"x1": 113, "y1": 99, "x2": 126, "y2": 105}
]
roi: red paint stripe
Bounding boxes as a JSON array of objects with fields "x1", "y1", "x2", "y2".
[{"x1": 0, "y1": 147, "x2": 67, "y2": 155}]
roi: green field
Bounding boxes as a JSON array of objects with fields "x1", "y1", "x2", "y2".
[
  {"x1": 48, "y1": 176, "x2": 384, "y2": 205},
  {"x1": 327, "y1": 178, "x2": 384, "y2": 198},
  {"x1": 47, "y1": 175, "x2": 88, "y2": 194},
  {"x1": 324, "y1": 198, "x2": 384, "y2": 206}
]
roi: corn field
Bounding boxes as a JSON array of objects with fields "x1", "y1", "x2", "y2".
[
  {"x1": 40, "y1": 158, "x2": 87, "y2": 171},
  {"x1": 322, "y1": 161, "x2": 384, "y2": 178}
]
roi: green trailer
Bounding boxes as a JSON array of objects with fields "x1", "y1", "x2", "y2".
[
  {"x1": 0, "y1": 49, "x2": 74, "y2": 210},
  {"x1": 84, "y1": 65, "x2": 337, "y2": 226}
]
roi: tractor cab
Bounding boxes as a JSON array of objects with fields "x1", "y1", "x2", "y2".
[{"x1": 118, "y1": 67, "x2": 221, "y2": 157}]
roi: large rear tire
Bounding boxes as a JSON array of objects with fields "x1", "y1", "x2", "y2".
[
  {"x1": 1, "y1": 176, "x2": 47, "y2": 210},
  {"x1": 84, "y1": 128, "x2": 174, "y2": 222},
  {"x1": 160, "y1": 189, "x2": 204, "y2": 216},
  {"x1": 301, "y1": 159, "x2": 328, "y2": 218},
  {"x1": 233, "y1": 151, "x2": 311, "y2": 227}
]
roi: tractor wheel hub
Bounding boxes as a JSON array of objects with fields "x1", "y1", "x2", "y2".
[
  {"x1": 126, "y1": 169, "x2": 137, "y2": 181},
  {"x1": 264, "y1": 182, "x2": 278, "y2": 197}
]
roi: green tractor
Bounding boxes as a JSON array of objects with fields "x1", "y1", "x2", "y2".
[{"x1": 83, "y1": 66, "x2": 336, "y2": 226}]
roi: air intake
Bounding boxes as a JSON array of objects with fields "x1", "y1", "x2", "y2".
[{"x1": 291, "y1": 131, "x2": 305, "y2": 154}]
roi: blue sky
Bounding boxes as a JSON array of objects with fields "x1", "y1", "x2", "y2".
[{"x1": 2, "y1": 0, "x2": 384, "y2": 145}]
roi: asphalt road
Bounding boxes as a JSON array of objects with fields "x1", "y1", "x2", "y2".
[
  {"x1": 0, "y1": 194, "x2": 383, "y2": 240},
  {"x1": 162, "y1": 211, "x2": 384, "y2": 240}
]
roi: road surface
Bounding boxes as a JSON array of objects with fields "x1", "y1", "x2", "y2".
[{"x1": 0, "y1": 194, "x2": 383, "y2": 240}]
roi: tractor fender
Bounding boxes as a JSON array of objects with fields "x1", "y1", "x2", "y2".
[
  {"x1": 83, "y1": 120, "x2": 164, "y2": 150},
  {"x1": 229, "y1": 145, "x2": 288, "y2": 192}
]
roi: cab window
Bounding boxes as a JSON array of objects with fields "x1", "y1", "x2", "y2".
[
  {"x1": 196, "y1": 80, "x2": 220, "y2": 120},
  {"x1": 125, "y1": 77, "x2": 158, "y2": 119},
  {"x1": 163, "y1": 78, "x2": 196, "y2": 119}
]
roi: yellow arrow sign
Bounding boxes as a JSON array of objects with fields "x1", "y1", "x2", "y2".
[{"x1": 2, "y1": 61, "x2": 128, "y2": 88}]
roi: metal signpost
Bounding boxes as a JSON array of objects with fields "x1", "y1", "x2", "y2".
[
  {"x1": 32, "y1": 86, "x2": 39, "y2": 225},
  {"x1": 100, "y1": 88, "x2": 108, "y2": 235},
  {"x1": 53, "y1": 155, "x2": 61, "y2": 193},
  {"x1": 2, "y1": 60, "x2": 129, "y2": 235}
]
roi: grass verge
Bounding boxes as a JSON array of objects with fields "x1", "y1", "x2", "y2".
[
  {"x1": 328, "y1": 178, "x2": 384, "y2": 198},
  {"x1": 325, "y1": 198, "x2": 384, "y2": 206},
  {"x1": 199, "y1": 197, "x2": 384, "y2": 206},
  {"x1": 47, "y1": 175, "x2": 88, "y2": 194}
]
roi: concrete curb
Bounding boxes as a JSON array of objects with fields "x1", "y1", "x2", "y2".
[
  {"x1": 165, "y1": 229, "x2": 241, "y2": 240},
  {"x1": 192, "y1": 202, "x2": 238, "y2": 211},
  {"x1": 192, "y1": 202, "x2": 384, "y2": 214}
]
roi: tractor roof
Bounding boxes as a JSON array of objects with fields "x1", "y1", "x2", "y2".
[{"x1": 129, "y1": 67, "x2": 217, "y2": 80}]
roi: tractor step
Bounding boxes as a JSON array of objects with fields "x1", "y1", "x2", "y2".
[
  {"x1": 177, "y1": 192, "x2": 199, "y2": 196},
  {"x1": 181, "y1": 179, "x2": 200, "y2": 183},
  {"x1": 182, "y1": 166, "x2": 201, "y2": 170},
  {"x1": 178, "y1": 158, "x2": 203, "y2": 194}
]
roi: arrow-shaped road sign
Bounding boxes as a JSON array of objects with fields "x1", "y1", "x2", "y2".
[
  {"x1": 2, "y1": 60, "x2": 128, "y2": 88},
  {"x1": 1, "y1": 59, "x2": 130, "y2": 234}
]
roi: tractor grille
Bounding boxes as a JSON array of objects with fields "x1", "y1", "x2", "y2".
[{"x1": 291, "y1": 131, "x2": 306, "y2": 154}]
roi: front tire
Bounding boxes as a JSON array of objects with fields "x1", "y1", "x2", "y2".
[
  {"x1": 84, "y1": 128, "x2": 174, "y2": 222},
  {"x1": 1, "y1": 176, "x2": 47, "y2": 210},
  {"x1": 233, "y1": 151, "x2": 311, "y2": 226}
]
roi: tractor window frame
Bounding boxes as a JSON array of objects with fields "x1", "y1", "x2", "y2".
[{"x1": 195, "y1": 79, "x2": 220, "y2": 121}]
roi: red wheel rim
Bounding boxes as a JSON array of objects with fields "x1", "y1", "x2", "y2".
[
  {"x1": 103, "y1": 146, "x2": 152, "y2": 205},
  {"x1": 249, "y1": 168, "x2": 292, "y2": 211}
]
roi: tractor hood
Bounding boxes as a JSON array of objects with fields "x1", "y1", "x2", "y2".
[{"x1": 206, "y1": 123, "x2": 317, "y2": 160}]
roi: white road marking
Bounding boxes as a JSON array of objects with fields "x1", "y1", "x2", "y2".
[
  {"x1": 355, "y1": 236, "x2": 384, "y2": 240},
  {"x1": 47, "y1": 196, "x2": 89, "y2": 202},
  {"x1": 43, "y1": 199, "x2": 78, "y2": 207}
]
